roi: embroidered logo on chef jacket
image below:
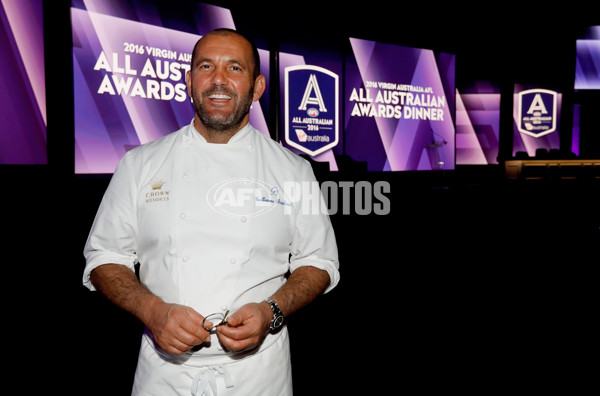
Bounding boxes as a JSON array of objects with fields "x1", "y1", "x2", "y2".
[
  {"x1": 145, "y1": 177, "x2": 170, "y2": 203},
  {"x1": 206, "y1": 178, "x2": 292, "y2": 218}
]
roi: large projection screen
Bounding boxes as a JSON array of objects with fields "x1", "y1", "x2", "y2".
[
  {"x1": 344, "y1": 37, "x2": 456, "y2": 171},
  {"x1": 0, "y1": 0, "x2": 46, "y2": 165},
  {"x1": 72, "y1": 1, "x2": 270, "y2": 174}
]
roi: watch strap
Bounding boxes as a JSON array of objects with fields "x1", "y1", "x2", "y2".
[{"x1": 264, "y1": 299, "x2": 284, "y2": 331}]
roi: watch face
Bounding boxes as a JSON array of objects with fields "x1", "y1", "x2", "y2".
[{"x1": 273, "y1": 315, "x2": 284, "y2": 329}]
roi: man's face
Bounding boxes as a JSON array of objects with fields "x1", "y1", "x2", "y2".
[{"x1": 186, "y1": 33, "x2": 264, "y2": 134}]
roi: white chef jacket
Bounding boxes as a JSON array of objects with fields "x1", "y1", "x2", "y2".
[{"x1": 83, "y1": 121, "x2": 339, "y2": 394}]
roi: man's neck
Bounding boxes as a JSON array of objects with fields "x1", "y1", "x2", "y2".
[{"x1": 193, "y1": 118, "x2": 248, "y2": 144}]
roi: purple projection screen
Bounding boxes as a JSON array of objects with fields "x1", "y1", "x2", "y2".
[
  {"x1": 345, "y1": 38, "x2": 456, "y2": 171},
  {"x1": 72, "y1": 2, "x2": 270, "y2": 174},
  {"x1": 575, "y1": 26, "x2": 600, "y2": 90},
  {"x1": 456, "y1": 84, "x2": 500, "y2": 165},
  {"x1": 0, "y1": 0, "x2": 46, "y2": 165}
]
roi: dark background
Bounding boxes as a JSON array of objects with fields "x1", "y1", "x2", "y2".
[{"x1": 3, "y1": 1, "x2": 598, "y2": 394}]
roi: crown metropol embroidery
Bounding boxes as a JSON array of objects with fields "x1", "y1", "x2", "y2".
[{"x1": 146, "y1": 178, "x2": 169, "y2": 203}]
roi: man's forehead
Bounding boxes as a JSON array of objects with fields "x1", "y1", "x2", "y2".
[
  {"x1": 196, "y1": 33, "x2": 251, "y2": 57},
  {"x1": 190, "y1": 30, "x2": 259, "y2": 77}
]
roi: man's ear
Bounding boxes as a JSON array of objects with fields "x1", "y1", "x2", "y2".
[
  {"x1": 252, "y1": 74, "x2": 266, "y2": 101},
  {"x1": 186, "y1": 70, "x2": 192, "y2": 100}
]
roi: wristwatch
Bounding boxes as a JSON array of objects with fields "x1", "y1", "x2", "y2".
[{"x1": 264, "y1": 299, "x2": 284, "y2": 331}]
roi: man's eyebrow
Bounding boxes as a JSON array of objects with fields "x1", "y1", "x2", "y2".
[
  {"x1": 223, "y1": 58, "x2": 246, "y2": 67},
  {"x1": 197, "y1": 56, "x2": 244, "y2": 64},
  {"x1": 195, "y1": 57, "x2": 245, "y2": 65},
  {"x1": 194, "y1": 57, "x2": 212, "y2": 65}
]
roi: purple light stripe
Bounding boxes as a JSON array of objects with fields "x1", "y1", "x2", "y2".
[{"x1": 1, "y1": 0, "x2": 46, "y2": 125}]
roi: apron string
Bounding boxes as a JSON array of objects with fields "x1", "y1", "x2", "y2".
[{"x1": 191, "y1": 364, "x2": 234, "y2": 396}]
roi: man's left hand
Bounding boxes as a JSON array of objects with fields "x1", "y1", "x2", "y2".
[{"x1": 216, "y1": 302, "x2": 273, "y2": 352}]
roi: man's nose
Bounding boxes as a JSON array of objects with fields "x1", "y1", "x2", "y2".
[{"x1": 210, "y1": 66, "x2": 226, "y2": 85}]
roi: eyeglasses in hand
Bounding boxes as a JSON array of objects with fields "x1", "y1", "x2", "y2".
[{"x1": 202, "y1": 310, "x2": 229, "y2": 332}]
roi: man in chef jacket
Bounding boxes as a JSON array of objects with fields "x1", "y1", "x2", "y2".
[{"x1": 83, "y1": 29, "x2": 340, "y2": 395}]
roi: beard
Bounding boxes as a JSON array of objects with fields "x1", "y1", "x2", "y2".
[{"x1": 192, "y1": 85, "x2": 255, "y2": 133}]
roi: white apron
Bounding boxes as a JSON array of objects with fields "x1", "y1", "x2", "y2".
[{"x1": 132, "y1": 328, "x2": 292, "y2": 396}]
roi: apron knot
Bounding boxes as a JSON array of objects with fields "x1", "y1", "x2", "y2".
[{"x1": 191, "y1": 364, "x2": 234, "y2": 396}]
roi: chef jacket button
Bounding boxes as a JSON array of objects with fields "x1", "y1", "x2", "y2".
[
  {"x1": 240, "y1": 216, "x2": 247, "y2": 223},
  {"x1": 221, "y1": 305, "x2": 228, "y2": 311},
  {"x1": 182, "y1": 256, "x2": 190, "y2": 262},
  {"x1": 247, "y1": 144, "x2": 254, "y2": 151},
  {"x1": 182, "y1": 172, "x2": 191, "y2": 181},
  {"x1": 229, "y1": 258, "x2": 236, "y2": 265},
  {"x1": 180, "y1": 212, "x2": 188, "y2": 220}
]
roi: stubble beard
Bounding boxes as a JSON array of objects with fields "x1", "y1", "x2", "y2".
[{"x1": 193, "y1": 85, "x2": 255, "y2": 134}]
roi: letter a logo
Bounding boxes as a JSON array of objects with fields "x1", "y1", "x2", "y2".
[
  {"x1": 298, "y1": 74, "x2": 327, "y2": 112},
  {"x1": 527, "y1": 94, "x2": 548, "y2": 114}
]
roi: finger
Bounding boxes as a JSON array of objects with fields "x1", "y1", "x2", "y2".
[
  {"x1": 158, "y1": 336, "x2": 196, "y2": 355},
  {"x1": 216, "y1": 320, "x2": 251, "y2": 339},
  {"x1": 202, "y1": 320, "x2": 215, "y2": 332},
  {"x1": 176, "y1": 326, "x2": 210, "y2": 346},
  {"x1": 224, "y1": 303, "x2": 259, "y2": 327},
  {"x1": 216, "y1": 331, "x2": 254, "y2": 352},
  {"x1": 178, "y1": 309, "x2": 212, "y2": 342},
  {"x1": 223, "y1": 311, "x2": 243, "y2": 327},
  {"x1": 172, "y1": 339, "x2": 195, "y2": 354}
]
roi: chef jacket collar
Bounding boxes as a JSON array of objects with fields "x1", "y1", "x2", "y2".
[{"x1": 186, "y1": 119, "x2": 253, "y2": 147}]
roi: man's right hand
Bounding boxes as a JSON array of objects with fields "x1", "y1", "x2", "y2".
[
  {"x1": 90, "y1": 264, "x2": 211, "y2": 355},
  {"x1": 144, "y1": 302, "x2": 212, "y2": 355}
]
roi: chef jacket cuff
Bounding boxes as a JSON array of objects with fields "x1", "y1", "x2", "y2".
[
  {"x1": 289, "y1": 256, "x2": 340, "y2": 294},
  {"x1": 82, "y1": 254, "x2": 138, "y2": 291}
]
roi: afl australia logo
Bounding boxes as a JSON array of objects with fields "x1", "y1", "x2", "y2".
[
  {"x1": 307, "y1": 108, "x2": 319, "y2": 117},
  {"x1": 284, "y1": 65, "x2": 339, "y2": 156}
]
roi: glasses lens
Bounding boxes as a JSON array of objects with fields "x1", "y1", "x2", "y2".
[{"x1": 203, "y1": 312, "x2": 225, "y2": 331}]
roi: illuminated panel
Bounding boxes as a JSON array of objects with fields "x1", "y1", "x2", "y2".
[
  {"x1": 0, "y1": 0, "x2": 46, "y2": 165},
  {"x1": 575, "y1": 26, "x2": 600, "y2": 90},
  {"x1": 456, "y1": 84, "x2": 500, "y2": 165},
  {"x1": 512, "y1": 84, "x2": 561, "y2": 157},
  {"x1": 278, "y1": 47, "x2": 343, "y2": 171},
  {"x1": 72, "y1": 1, "x2": 270, "y2": 174},
  {"x1": 345, "y1": 38, "x2": 455, "y2": 171}
]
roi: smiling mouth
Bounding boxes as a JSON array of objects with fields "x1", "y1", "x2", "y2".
[{"x1": 208, "y1": 93, "x2": 232, "y2": 100}]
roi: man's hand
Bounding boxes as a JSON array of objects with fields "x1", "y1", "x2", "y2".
[
  {"x1": 145, "y1": 302, "x2": 212, "y2": 355},
  {"x1": 216, "y1": 267, "x2": 330, "y2": 352},
  {"x1": 89, "y1": 264, "x2": 211, "y2": 355},
  {"x1": 216, "y1": 302, "x2": 273, "y2": 352}
]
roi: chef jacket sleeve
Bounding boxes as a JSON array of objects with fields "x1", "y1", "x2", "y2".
[
  {"x1": 288, "y1": 160, "x2": 340, "y2": 294},
  {"x1": 82, "y1": 151, "x2": 140, "y2": 291}
]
